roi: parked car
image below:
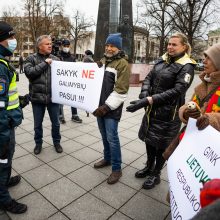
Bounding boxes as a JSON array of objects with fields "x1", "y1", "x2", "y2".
[{"x1": 195, "y1": 62, "x2": 204, "y2": 71}]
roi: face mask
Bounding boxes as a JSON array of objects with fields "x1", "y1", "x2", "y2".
[
  {"x1": 63, "y1": 47, "x2": 70, "y2": 53},
  {"x1": 7, "y1": 39, "x2": 17, "y2": 52}
]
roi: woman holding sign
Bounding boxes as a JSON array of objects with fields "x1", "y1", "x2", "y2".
[
  {"x1": 126, "y1": 33, "x2": 196, "y2": 190},
  {"x1": 164, "y1": 43, "x2": 220, "y2": 160}
]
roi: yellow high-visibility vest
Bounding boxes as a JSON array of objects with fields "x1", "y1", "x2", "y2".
[{"x1": 0, "y1": 59, "x2": 19, "y2": 110}]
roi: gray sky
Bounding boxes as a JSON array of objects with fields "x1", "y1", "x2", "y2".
[{"x1": 1, "y1": 0, "x2": 139, "y2": 22}]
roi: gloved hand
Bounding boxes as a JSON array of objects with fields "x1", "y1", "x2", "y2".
[
  {"x1": 0, "y1": 142, "x2": 9, "y2": 160},
  {"x1": 183, "y1": 108, "x2": 201, "y2": 121},
  {"x1": 96, "y1": 61, "x2": 103, "y2": 68},
  {"x1": 196, "y1": 115, "x2": 209, "y2": 130},
  {"x1": 126, "y1": 97, "x2": 149, "y2": 113},
  {"x1": 19, "y1": 94, "x2": 30, "y2": 108},
  {"x1": 93, "y1": 104, "x2": 110, "y2": 117}
]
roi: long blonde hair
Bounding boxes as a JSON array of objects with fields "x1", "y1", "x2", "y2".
[{"x1": 170, "y1": 32, "x2": 191, "y2": 56}]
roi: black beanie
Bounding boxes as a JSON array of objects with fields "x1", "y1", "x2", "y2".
[
  {"x1": 0, "y1": 21, "x2": 15, "y2": 42},
  {"x1": 62, "y1": 39, "x2": 70, "y2": 46},
  {"x1": 85, "y1": 50, "x2": 93, "y2": 56}
]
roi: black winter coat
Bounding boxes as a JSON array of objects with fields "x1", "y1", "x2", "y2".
[
  {"x1": 139, "y1": 54, "x2": 196, "y2": 150},
  {"x1": 24, "y1": 53, "x2": 59, "y2": 104}
]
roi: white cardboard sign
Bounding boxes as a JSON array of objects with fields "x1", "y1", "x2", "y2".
[
  {"x1": 51, "y1": 61, "x2": 104, "y2": 113},
  {"x1": 168, "y1": 118, "x2": 220, "y2": 220}
]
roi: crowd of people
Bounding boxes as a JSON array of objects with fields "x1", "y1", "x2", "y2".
[{"x1": 0, "y1": 20, "x2": 220, "y2": 219}]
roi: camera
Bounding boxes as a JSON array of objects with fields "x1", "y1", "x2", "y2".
[{"x1": 52, "y1": 38, "x2": 62, "y2": 56}]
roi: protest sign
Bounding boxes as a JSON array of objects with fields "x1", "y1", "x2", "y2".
[
  {"x1": 51, "y1": 61, "x2": 104, "y2": 112},
  {"x1": 168, "y1": 118, "x2": 220, "y2": 220}
]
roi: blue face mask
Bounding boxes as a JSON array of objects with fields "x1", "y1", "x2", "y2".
[{"x1": 7, "y1": 39, "x2": 17, "y2": 52}]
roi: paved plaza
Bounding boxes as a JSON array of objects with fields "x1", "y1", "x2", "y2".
[{"x1": 0, "y1": 72, "x2": 199, "y2": 220}]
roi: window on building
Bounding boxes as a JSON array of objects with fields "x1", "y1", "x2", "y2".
[{"x1": 216, "y1": 38, "x2": 218, "y2": 43}]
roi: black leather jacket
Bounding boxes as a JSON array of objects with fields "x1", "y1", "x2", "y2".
[
  {"x1": 24, "y1": 53, "x2": 59, "y2": 104},
  {"x1": 139, "y1": 54, "x2": 196, "y2": 149}
]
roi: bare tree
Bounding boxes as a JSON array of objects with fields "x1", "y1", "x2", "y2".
[
  {"x1": 168, "y1": 0, "x2": 219, "y2": 46},
  {"x1": 141, "y1": 0, "x2": 174, "y2": 56},
  {"x1": 61, "y1": 10, "x2": 95, "y2": 56},
  {"x1": 23, "y1": 0, "x2": 64, "y2": 44},
  {"x1": 1, "y1": 7, "x2": 24, "y2": 55}
]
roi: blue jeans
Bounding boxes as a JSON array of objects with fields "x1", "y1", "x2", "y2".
[
  {"x1": 32, "y1": 103, "x2": 61, "y2": 145},
  {"x1": 97, "y1": 117, "x2": 121, "y2": 171},
  {"x1": 0, "y1": 128, "x2": 15, "y2": 204},
  {"x1": 59, "y1": 105, "x2": 78, "y2": 120}
]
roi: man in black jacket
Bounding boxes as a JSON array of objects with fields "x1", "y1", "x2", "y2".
[
  {"x1": 58, "y1": 39, "x2": 82, "y2": 124},
  {"x1": 24, "y1": 35, "x2": 63, "y2": 155}
]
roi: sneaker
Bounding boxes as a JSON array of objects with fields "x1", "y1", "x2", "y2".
[
  {"x1": 107, "y1": 171, "x2": 122, "y2": 184},
  {"x1": 7, "y1": 175, "x2": 21, "y2": 188},
  {"x1": 0, "y1": 199, "x2": 27, "y2": 214},
  {"x1": 94, "y1": 159, "x2": 111, "y2": 169},
  {"x1": 34, "y1": 144, "x2": 42, "y2": 155},
  {"x1": 54, "y1": 144, "x2": 63, "y2": 153},
  {"x1": 71, "y1": 115, "x2": 82, "y2": 123}
]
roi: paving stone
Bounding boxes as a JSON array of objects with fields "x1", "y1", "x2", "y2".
[
  {"x1": 12, "y1": 154, "x2": 43, "y2": 173},
  {"x1": 123, "y1": 139, "x2": 146, "y2": 155},
  {"x1": 16, "y1": 132, "x2": 34, "y2": 145},
  {"x1": 13, "y1": 145, "x2": 29, "y2": 159},
  {"x1": 67, "y1": 165, "x2": 107, "y2": 190},
  {"x1": 20, "y1": 140, "x2": 50, "y2": 152},
  {"x1": 22, "y1": 164, "x2": 62, "y2": 189},
  {"x1": 119, "y1": 136, "x2": 133, "y2": 146},
  {"x1": 71, "y1": 147, "x2": 102, "y2": 164},
  {"x1": 61, "y1": 129, "x2": 84, "y2": 139},
  {"x1": 43, "y1": 135, "x2": 68, "y2": 146},
  {"x1": 0, "y1": 212, "x2": 11, "y2": 220},
  {"x1": 62, "y1": 193, "x2": 115, "y2": 220},
  {"x1": 120, "y1": 166, "x2": 143, "y2": 190},
  {"x1": 87, "y1": 129, "x2": 102, "y2": 139},
  {"x1": 76, "y1": 124, "x2": 97, "y2": 133},
  {"x1": 8, "y1": 192, "x2": 57, "y2": 220},
  {"x1": 91, "y1": 182, "x2": 136, "y2": 209},
  {"x1": 61, "y1": 139, "x2": 85, "y2": 154},
  {"x1": 129, "y1": 155, "x2": 146, "y2": 170},
  {"x1": 161, "y1": 164, "x2": 168, "y2": 182},
  {"x1": 9, "y1": 177, "x2": 35, "y2": 200},
  {"x1": 49, "y1": 155, "x2": 84, "y2": 175},
  {"x1": 35, "y1": 147, "x2": 66, "y2": 163},
  {"x1": 48, "y1": 212, "x2": 69, "y2": 220},
  {"x1": 15, "y1": 127, "x2": 27, "y2": 135},
  {"x1": 39, "y1": 177, "x2": 86, "y2": 209},
  {"x1": 121, "y1": 148, "x2": 141, "y2": 165},
  {"x1": 109, "y1": 211, "x2": 132, "y2": 220},
  {"x1": 89, "y1": 140, "x2": 104, "y2": 153},
  {"x1": 140, "y1": 179, "x2": 170, "y2": 205},
  {"x1": 120, "y1": 192, "x2": 170, "y2": 220},
  {"x1": 120, "y1": 129, "x2": 139, "y2": 140},
  {"x1": 74, "y1": 133, "x2": 100, "y2": 146}
]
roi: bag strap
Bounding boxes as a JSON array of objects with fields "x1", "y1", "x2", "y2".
[{"x1": 199, "y1": 86, "x2": 219, "y2": 108}]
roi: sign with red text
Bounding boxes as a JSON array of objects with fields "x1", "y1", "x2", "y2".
[
  {"x1": 51, "y1": 61, "x2": 104, "y2": 112},
  {"x1": 167, "y1": 118, "x2": 220, "y2": 220}
]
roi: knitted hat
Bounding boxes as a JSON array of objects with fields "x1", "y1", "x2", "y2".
[
  {"x1": 85, "y1": 50, "x2": 93, "y2": 56},
  {"x1": 105, "y1": 33, "x2": 122, "y2": 49},
  {"x1": 0, "y1": 21, "x2": 15, "y2": 42},
  {"x1": 200, "y1": 179, "x2": 220, "y2": 208},
  {"x1": 62, "y1": 39, "x2": 70, "y2": 46},
  {"x1": 204, "y1": 44, "x2": 220, "y2": 71}
]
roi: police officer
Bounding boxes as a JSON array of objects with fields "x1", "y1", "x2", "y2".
[{"x1": 0, "y1": 21, "x2": 27, "y2": 214}]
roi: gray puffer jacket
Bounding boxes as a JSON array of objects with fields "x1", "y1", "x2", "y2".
[{"x1": 24, "y1": 53, "x2": 59, "y2": 104}]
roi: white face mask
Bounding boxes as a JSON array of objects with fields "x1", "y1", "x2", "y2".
[
  {"x1": 62, "y1": 47, "x2": 70, "y2": 53},
  {"x1": 7, "y1": 39, "x2": 17, "y2": 52}
]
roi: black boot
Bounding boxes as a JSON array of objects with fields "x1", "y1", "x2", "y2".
[
  {"x1": 142, "y1": 170, "x2": 161, "y2": 189},
  {"x1": 34, "y1": 144, "x2": 42, "y2": 155},
  {"x1": 135, "y1": 144, "x2": 156, "y2": 178},
  {"x1": 135, "y1": 160, "x2": 155, "y2": 178},
  {"x1": 142, "y1": 149, "x2": 165, "y2": 190}
]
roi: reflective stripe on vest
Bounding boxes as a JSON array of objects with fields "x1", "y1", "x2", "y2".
[{"x1": 0, "y1": 59, "x2": 19, "y2": 110}]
